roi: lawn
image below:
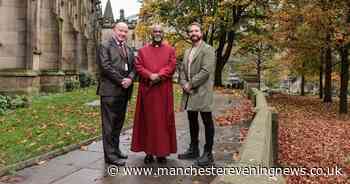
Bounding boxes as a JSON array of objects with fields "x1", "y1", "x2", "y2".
[{"x1": 0, "y1": 83, "x2": 182, "y2": 168}]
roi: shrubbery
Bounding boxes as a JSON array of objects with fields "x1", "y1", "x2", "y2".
[
  {"x1": 0, "y1": 95, "x2": 31, "y2": 115},
  {"x1": 79, "y1": 72, "x2": 97, "y2": 88},
  {"x1": 1, "y1": 72, "x2": 97, "y2": 114},
  {"x1": 64, "y1": 79, "x2": 81, "y2": 92}
]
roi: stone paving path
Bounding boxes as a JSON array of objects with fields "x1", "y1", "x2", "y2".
[{"x1": 7, "y1": 93, "x2": 248, "y2": 184}]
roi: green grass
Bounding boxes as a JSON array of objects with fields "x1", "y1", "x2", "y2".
[{"x1": 0, "y1": 83, "x2": 182, "y2": 168}]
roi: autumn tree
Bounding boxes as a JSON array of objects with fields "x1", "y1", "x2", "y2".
[
  {"x1": 236, "y1": 3, "x2": 276, "y2": 90},
  {"x1": 336, "y1": 1, "x2": 350, "y2": 114},
  {"x1": 270, "y1": 0, "x2": 321, "y2": 96},
  {"x1": 271, "y1": 0, "x2": 350, "y2": 114},
  {"x1": 137, "y1": 0, "x2": 271, "y2": 86}
]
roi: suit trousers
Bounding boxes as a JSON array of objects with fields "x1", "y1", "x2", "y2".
[{"x1": 100, "y1": 95, "x2": 128, "y2": 162}]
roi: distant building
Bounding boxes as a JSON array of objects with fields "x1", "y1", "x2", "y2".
[{"x1": 101, "y1": 0, "x2": 141, "y2": 49}]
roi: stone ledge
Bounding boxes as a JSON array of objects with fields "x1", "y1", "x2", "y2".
[
  {"x1": 0, "y1": 69, "x2": 67, "y2": 94},
  {"x1": 40, "y1": 85, "x2": 65, "y2": 93},
  {"x1": 0, "y1": 69, "x2": 39, "y2": 77},
  {"x1": 63, "y1": 69, "x2": 80, "y2": 76},
  {"x1": 0, "y1": 72, "x2": 40, "y2": 95},
  {"x1": 39, "y1": 70, "x2": 65, "y2": 76},
  {"x1": 0, "y1": 88, "x2": 40, "y2": 96},
  {"x1": 254, "y1": 88, "x2": 268, "y2": 109},
  {"x1": 240, "y1": 108, "x2": 272, "y2": 167},
  {"x1": 212, "y1": 86, "x2": 286, "y2": 184}
]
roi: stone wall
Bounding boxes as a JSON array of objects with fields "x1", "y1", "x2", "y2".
[
  {"x1": 40, "y1": 0, "x2": 60, "y2": 70},
  {"x1": 0, "y1": 0, "x2": 101, "y2": 95},
  {"x1": 212, "y1": 86, "x2": 286, "y2": 184},
  {"x1": 0, "y1": 0, "x2": 27, "y2": 69}
]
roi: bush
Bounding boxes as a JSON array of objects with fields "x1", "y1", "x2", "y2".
[
  {"x1": 79, "y1": 72, "x2": 96, "y2": 88},
  {"x1": 64, "y1": 79, "x2": 80, "y2": 92},
  {"x1": 0, "y1": 95, "x2": 30, "y2": 115},
  {"x1": 9, "y1": 95, "x2": 31, "y2": 109},
  {"x1": 0, "y1": 95, "x2": 10, "y2": 115}
]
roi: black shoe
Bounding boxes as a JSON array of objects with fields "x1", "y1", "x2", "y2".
[
  {"x1": 178, "y1": 145, "x2": 200, "y2": 159},
  {"x1": 195, "y1": 152, "x2": 214, "y2": 167},
  {"x1": 116, "y1": 149, "x2": 128, "y2": 159},
  {"x1": 156, "y1": 157, "x2": 167, "y2": 164},
  {"x1": 144, "y1": 154, "x2": 154, "y2": 164},
  {"x1": 105, "y1": 159, "x2": 126, "y2": 166}
]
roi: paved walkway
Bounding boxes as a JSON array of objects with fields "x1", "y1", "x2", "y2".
[{"x1": 6, "y1": 93, "x2": 248, "y2": 184}]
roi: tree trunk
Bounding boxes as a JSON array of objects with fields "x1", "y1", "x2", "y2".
[
  {"x1": 214, "y1": 30, "x2": 235, "y2": 87},
  {"x1": 214, "y1": 30, "x2": 226, "y2": 87},
  {"x1": 213, "y1": 5, "x2": 242, "y2": 86},
  {"x1": 203, "y1": 30, "x2": 208, "y2": 42},
  {"x1": 319, "y1": 51, "x2": 324, "y2": 99},
  {"x1": 301, "y1": 74, "x2": 305, "y2": 96},
  {"x1": 324, "y1": 34, "x2": 332, "y2": 103},
  {"x1": 257, "y1": 57, "x2": 262, "y2": 90},
  {"x1": 208, "y1": 25, "x2": 215, "y2": 46},
  {"x1": 215, "y1": 61, "x2": 224, "y2": 86},
  {"x1": 339, "y1": 47, "x2": 349, "y2": 114}
]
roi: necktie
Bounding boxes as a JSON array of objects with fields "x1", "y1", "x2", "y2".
[
  {"x1": 119, "y1": 43, "x2": 129, "y2": 71},
  {"x1": 118, "y1": 42, "x2": 127, "y2": 58}
]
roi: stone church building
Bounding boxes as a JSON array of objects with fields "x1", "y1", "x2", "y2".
[
  {"x1": 0, "y1": 0, "x2": 102, "y2": 94},
  {"x1": 101, "y1": 0, "x2": 140, "y2": 49}
]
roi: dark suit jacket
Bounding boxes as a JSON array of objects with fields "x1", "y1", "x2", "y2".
[{"x1": 96, "y1": 38, "x2": 136, "y2": 99}]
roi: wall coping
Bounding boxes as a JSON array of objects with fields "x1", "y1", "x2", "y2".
[
  {"x1": 213, "y1": 84, "x2": 286, "y2": 184},
  {"x1": 0, "y1": 69, "x2": 39, "y2": 77},
  {"x1": 39, "y1": 70, "x2": 65, "y2": 76},
  {"x1": 0, "y1": 69, "x2": 68, "y2": 77}
]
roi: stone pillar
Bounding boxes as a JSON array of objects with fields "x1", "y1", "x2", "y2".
[
  {"x1": 37, "y1": 4, "x2": 65, "y2": 93},
  {"x1": 39, "y1": 70, "x2": 65, "y2": 93},
  {"x1": 26, "y1": 0, "x2": 41, "y2": 71},
  {"x1": 76, "y1": 33, "x2": 83, "y2": 71},
  {"x1": 78, "y1": 33, "x2": 88, "y2": 72},
  {"x1": 57, "y1": 18, "x2": 64, "y2": 71},
  {"x1": 87, "y1": 39, "x2": 97, "y2": 74}
]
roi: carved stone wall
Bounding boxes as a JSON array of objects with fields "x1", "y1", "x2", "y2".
[{"x1": 0, "y1": 0, "x2": 101, "y2": 95}]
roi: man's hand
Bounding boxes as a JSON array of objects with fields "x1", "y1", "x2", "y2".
[
  {"x1": 150, "y1": 73, "x2": 160, "y2": 81},
  {"x1": 121, "y1": 78, "x2": 132, "y2": 89},
  {"x1": 183, "y1": 83, "x2": 192, "y2": 93}
]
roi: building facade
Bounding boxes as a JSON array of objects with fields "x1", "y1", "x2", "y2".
[
  {"x1": 101, "y1": 0, "x2": 140, "y2": 49},
  {"x1": 0, "y1": 0, "x2": 102, "y2": 94}
]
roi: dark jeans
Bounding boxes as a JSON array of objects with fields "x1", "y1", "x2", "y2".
[
  {"x1": 100, "y1": 95, "x2": 128, "y2": 162},
  {"x1": 187, "y1": 111, "x2": 215, "y2": 152}
]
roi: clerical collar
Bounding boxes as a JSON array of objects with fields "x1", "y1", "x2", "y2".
[{"x1": 152, "y1": 42, "x2": 163, "y2": 48}]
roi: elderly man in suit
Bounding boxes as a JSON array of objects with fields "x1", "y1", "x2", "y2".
[
  {"x1": 97, "y1": 22, "x2": 136, "y2": 166},
  {"x1": 178, "y1": 22, "x2": 216, "y2": 167}
]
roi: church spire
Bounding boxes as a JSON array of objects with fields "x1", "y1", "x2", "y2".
[{"x1": 103, "y1": 0, "x2": 114, "y2": 20}]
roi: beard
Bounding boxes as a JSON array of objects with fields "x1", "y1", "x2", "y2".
[
  {"x1": 190, "y1": 35, "x2": 201, "y2": 42},
  {"x1": 152, "y1": 36, "x2": 163, "y2": 43}
]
